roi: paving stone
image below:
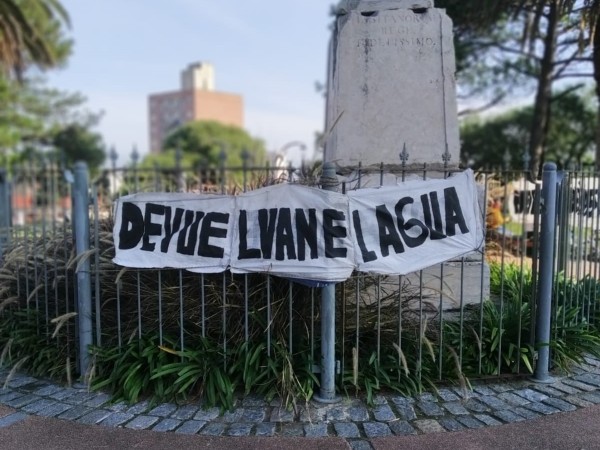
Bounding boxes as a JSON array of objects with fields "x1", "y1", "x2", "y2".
[
  {"x1": 199, "y1": 422, "x2": 226, "y2": 436},
  {"x1": 255, "y1": 422, "x2": 276, "y2": 437},
  {"x1": 84, "y1": 393, "x2": 111, "y2": 408},
  {"x1": 270, "y1": 407, "x2": 295, "y2": 422},
  {"x1": 472, "y1": 385, "x2": 497, "y2": 396},
  {"x1": 125, "y1": 400, "x2": 150, "y2": 415},
  {"x1": 241, "y1": 407, "x2": 266, "y2": 423},
  {"x1": 348, "y1": 405, "x2": 370, "y2": 422},
  {"x1": 463, "y1": 398, "x2": 490, "y2": 413},
  {"x1": 564, "y1": 395, "x2": 593, "y2": 408},
  {"x1": 373, "y1": 404, "x2": 396, "y2": 422},
  {"x1": 325, "y1": 406, "x2": 348, "y2": 422},
  {"x1": 48, "y1": 389, "x2": 79, "y2": 401},
  {"x1": 514, "y1": 388, "x2": 548, "y2": 403},
  {"x1": 473, "y1": 414, "x2": 502, "y2": 426},
  {"x1": 524, "y1": 402, "x2": 561, "y2": 415},
  {"x1": 125, "y1": 415, "x2": 159, "y2": 430},
  {"x1": 389, "y1": 420, "x2": 417, "y2": 435},
  {"x1": 498, "y1": 392, "x2": 531, "y2": 406},
  {"x1": 530, "y1": 385, "x2": 565, "y2": 397},
  {"x1": 0, "y1": 412, "x2": 28, "y2": 428},
  {"x1": 417, "y1": 401, "x2": 444, "y2": 417},
  {"x1": 334, "y1": 422, "x2": 361, "y2": 438},
  {"x1": 221, "y1": 408, "x2": 244, "y2": 423},
  {"x1": 36, "y1": 402, "x2": 72, "y2": 417},
  {"x1": 152, "y1": 418, "x2": 181, "y2": 432},
  {"x1": 437, "y1": 388, "x2": 460, "y2": 402},
  {"x1": 562, "y1": 379, "x2": 598, "y2": 392},
  {"x1": 543, "y1": 397, "x2": 577, "y2": 412},
  {"x1": 223, "y1": 423, "x2": 252, "y2": 437},
  {"x1": 573, "y1": 373, "x2": 600, "y2": 387},
  {"x1": 5, "y1": 394, "x2": 38, "y2": 408},
  {"x1": 5, "y1": 376, "x2": 37, "y2": 388},
  {"x1": 551, "y1": 383, "x2": 581, "y2": 395},
  {"x1": 99, "y1": 412, "x2": 135, "y2": 427},
  {"x1": 242, "y1": 396, "x2": 267, "y2": 407},
  {"x1": 455, "y1": 416, "x2": 485, "y2": 429},
  {"x1": 304, "y1": 423, "x2": 328, "y2": 437},
  {"x1": 389, "y1": 396, "x2": 415, "y2": 407},
  {"x1": 0, "y1": 391, "x2": 24, "y2": 403},
  {"x1": 57, "y1": 405, "x2": 93, "y2": 420},
  {"x1": 107, "y1": 401, "x2": 128, "y2": 412},
  {"x1": 363, "y1": 421, "x2": 392, "y2": 438},
  {"x1": 439, "y1": 417, "x2": 465, "y2": 432},
  {"x1": 175, "y1": 420, "x2": 206, "y2": 434},
  {"x1": 442, "y1": 401, "x2": 470, "y2": 415},
  {"x1": 394, "y1": 403, "x2": 417, "y2": 421},
  {"x1": 22, "y1": 398, "x2": 56, "y2": 414},
  {"x1": 372, "y1": 395, "x2": 388, "y2": 406},
  {"x1": 194, "y1": 407, "x2": 220, "y2": 422},
  {"x1": 417, "y1": 392, "x2": 437, "y2": 402},
  {"x1": 31, "y1": 385, "x2": 63, "y2": 397},
  {"x1": 148, "y1": 403, "x2": 178, "y2": 417},
  {"x1": 452, "y1": 387, "x2": 475, "y2": 398},
  {"x1": 580, "y1": 392, "x2": 600, "y2": 404},
  {"x1": 413, "y1": 419, "x2": 445, "y2": 433},
  {"x1": 280, "y1": 423, "x2": 305, "y2": 436},
  {"x1": 492, "y1": 409, "x2": 525, "y2": 423},
  {"x1": 65, "y1": 392, "x2": 98, "y2": 405},
  {"x1": 512, "y1": 407, "x2": 541, "y2": 420},
  {"x1": 171, "y1": 404, "x2": 199, "y2": 421},
  {"x1": 488, "y1": 383, "x2": 513, "y2": 393},
  {"x1": 477, "y1": 396, "x2": 510, "y2": 410},
  {"x1": 77, "y1": 409, "x2": 112, "y2": 425}
]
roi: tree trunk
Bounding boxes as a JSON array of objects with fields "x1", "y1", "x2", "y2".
[{"x1": 528, "y1": 0, "x2": 559, "y2": 179}]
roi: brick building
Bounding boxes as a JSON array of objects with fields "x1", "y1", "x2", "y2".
[{"x1": 148, "y1": 62, "x2": 244, "y2": 153}]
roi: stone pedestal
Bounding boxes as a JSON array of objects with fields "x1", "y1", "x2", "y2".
[{"x1": 325, "y1": 0, "x2": 459, "y2": 173}]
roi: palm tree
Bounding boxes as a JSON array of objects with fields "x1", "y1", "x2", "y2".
[{"x1": 0, "y1": 0, "x2": 69, "y2": 80}]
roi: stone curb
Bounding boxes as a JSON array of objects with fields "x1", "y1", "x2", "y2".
[{"x1": 2, "y1": 357, "x2": 600, "y2": 449}]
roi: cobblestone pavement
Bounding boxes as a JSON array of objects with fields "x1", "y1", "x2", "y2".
[{"x1": 2, "y1": 357, "x2": 600, "y2": 450}]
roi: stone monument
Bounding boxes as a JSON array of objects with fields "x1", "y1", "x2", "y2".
[{"x1": 324, "y1": 0, "x2": 459, "y2": 172}]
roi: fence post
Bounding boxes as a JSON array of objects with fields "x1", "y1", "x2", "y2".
[
  {"x1": 314, "y1": 162, "x2": 341, "y2": 403},
  {"x1": 73, "y1": 161, "x2": 93, "y2": 378},
  {"x1": 532, "y1": 162, "x2": 557, "y2": 383},
  {"x1": 0, "y1": 169, "x2": 11, "y2": 258}
]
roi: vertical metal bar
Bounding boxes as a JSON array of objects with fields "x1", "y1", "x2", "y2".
[
  {"x1": 200, "y1": 274, "x2": 205, "y2": 338},
  {"x1": 179, "y1": 269, "x2": 184, "y2": 352},
  {"x1": 533, "y1": 162, "x2": 558, "y2": 383},
  {"x1": 288, "y1": 281, "x2": 293, "y2": 354},
  {"x1": 116, "y1": 280, "x2": 122, "y2": 349},
  {"x1": 267, "y1": 275, "x2": 271, "y2": 357},
  {"x1": 311, "y1": 288, "x2": 315, "y2": 365},
  {"x1": 40, "y1": 160, "x2": 50, "y2": 331},
  {"x1": 73, "y1": 162, "x2": 92, "y2": 376},
  {"x1": 222, "y1": 272, "x2": 227, "y2": 369},
  {"x1": 92, "y1": 185, "x2": 101, "y2": 346},
  {"x1": 377, "y1": 276, "x2": 382, "y2": 364},
  {"x1": 314, "y1": 162, "x2": 340, "y2": 403},
  {"x1": 137, "y1": 271, "x2": 142, "y2": 340},
  {"x1": 478, "y1": 173, "x2": 490, "y2": 374},
  {"x1": 158, "y1": 270, "x2": 163, "y2": 345}
]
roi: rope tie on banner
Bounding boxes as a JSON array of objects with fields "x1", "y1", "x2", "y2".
[{"x1": 320, "y1": 175, "x2": 339, "y2": 190}]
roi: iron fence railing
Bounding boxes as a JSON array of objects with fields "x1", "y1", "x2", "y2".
[{"x1": 2, "y1": 153, "x2": 600, "y2": 395}]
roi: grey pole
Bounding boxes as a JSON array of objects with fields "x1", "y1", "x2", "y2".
[
  {"x1": 73, "y1": 161, "x2": 93, "y2": 378},
  {"x1": 532, "y1": 162, "x2": 557, "y2": 383},
  {"x1": 314, "y1": 162, "x2": 341, "y2": 403}
]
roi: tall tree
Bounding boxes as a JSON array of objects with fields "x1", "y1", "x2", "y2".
[{"x1": 0, "y1": 0, "x2": 71, "y2": 79}]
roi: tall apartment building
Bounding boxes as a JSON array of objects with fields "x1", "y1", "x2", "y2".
[{"x1": 148, "y1": 62, "x2": 244, "y2": 153}]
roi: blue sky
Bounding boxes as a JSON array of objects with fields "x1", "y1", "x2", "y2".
[{"x1": 47, "y1": 1, "x2": 334, "y2": 165}]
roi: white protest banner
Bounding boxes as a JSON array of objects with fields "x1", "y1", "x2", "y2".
[
  {"x1": 349, "y1": 170, "x2": 483, "y2": 275},
  {"x1": 230, "y1": 184, "x2": 355, "y2": 282},
  {"x1": 113, "y1": 192, "x2": 234, "y2": 272}
]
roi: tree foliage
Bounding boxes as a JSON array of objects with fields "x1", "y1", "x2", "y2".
[
  {"x1": 160, "y1": 120, "x2": 267, "y2": 169},
  {"x1": 0, "y1": 0, "x2": 71, "y2": 80},
  {"x1": 461, "y1": 87, "x2": 595, "y2": 169}
]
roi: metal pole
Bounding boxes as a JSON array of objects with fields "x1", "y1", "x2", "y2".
[
  {"x1": 532, "y1": 162, "x2": 557, "y2": 383},
  {"x1": 314, "y1": 162, "x2": 341, "y2": 403},
  {"x1": 73, "y1": 161, "x2": 93, "y2": 379}
]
